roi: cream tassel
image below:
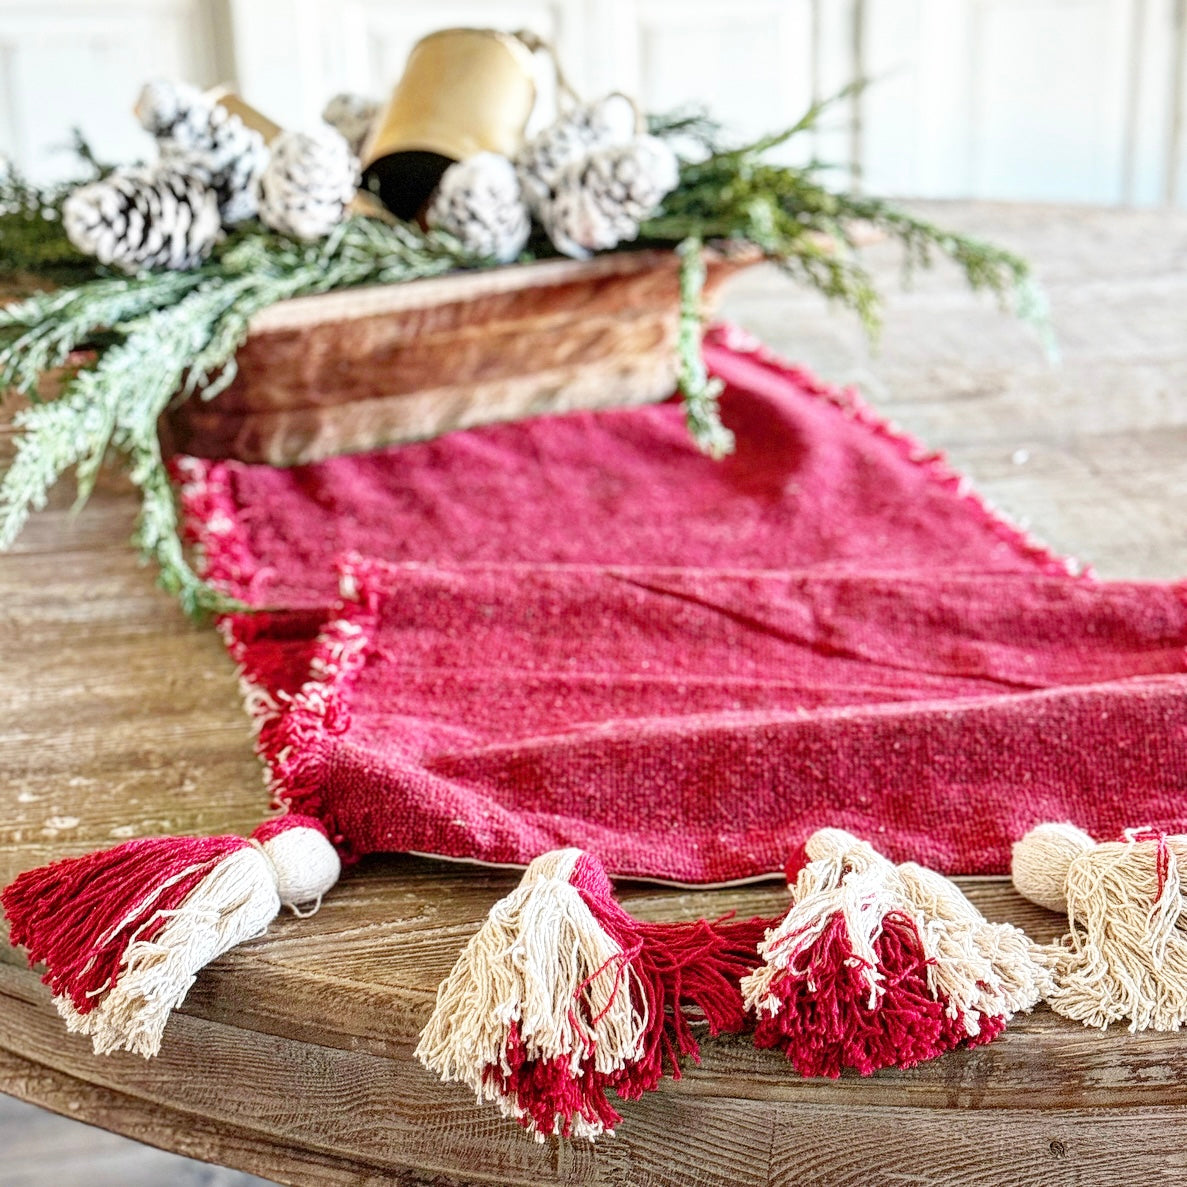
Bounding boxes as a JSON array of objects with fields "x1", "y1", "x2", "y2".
[
  {"x1": 58, "y1": 846, "x2": 281, "y2": 1055},
  {"x1": 415, "y1": 849, "x2": 645, "y2": 1140},
  {"x1": 742, "y1": 829, "x2": 895, "y2": 1016},
  {"x1": 897, "y1": 861, "x2": 1049, "y2": 1034},
  {"x1": 4, "y1": 815, "x2": 341, "y2": 1057},
  {"x1": 1013, "y1": 822, "x2": 1187, "y2": 1031}
]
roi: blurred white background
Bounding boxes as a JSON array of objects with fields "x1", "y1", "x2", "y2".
[{"x1": 0, "y1": 0, "x2": 1184, "y2": 204}]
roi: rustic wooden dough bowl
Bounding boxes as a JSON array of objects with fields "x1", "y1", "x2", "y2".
[{"x1": 164, "y1": 249, "x2": 752, "y2": 467}]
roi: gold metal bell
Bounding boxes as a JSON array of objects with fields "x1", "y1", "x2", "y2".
[{"x1": 362, "y1": 27, "x2": 537, "y2": 221}]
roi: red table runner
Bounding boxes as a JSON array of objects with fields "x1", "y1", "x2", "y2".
[{"x1": 177, "y1": 326, "x2": 1187, "y2": 882}]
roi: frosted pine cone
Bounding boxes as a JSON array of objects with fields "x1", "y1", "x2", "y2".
[
  {"x1": 134, "y1": 79, "x2": 268, "y2": 225},
  {"x1": 258, "y1": 128, "x2": 357, "y2": 241},
  {"x1": 541, "y1": 134, "x2": 679, "y2": 259},
  {"x1": 322, "y1": 92, "x2": 380, "y2": 159},
  {"x1": 425, "y1": 152, "x2": 530, "y2": 264},
  {"x1": 62, "y1": 167, "x2": 221, "y2": 272},
  {"x1": 133, "y1": 78, "x2": 204, "y2": 137},
  {"x1": 515, "y1": 94, "x2": 637, "y2": 214}
]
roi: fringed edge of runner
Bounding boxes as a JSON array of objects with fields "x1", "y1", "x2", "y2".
[
  {"x1": 172, "y1": 456, "x2": 376, "y2": 859},
  {"x1": 241, "y1": 603, "x2": 373, "y2": 859},
  {"x1": 170, "y1": 454, "x2": 268, "y2": 599}
]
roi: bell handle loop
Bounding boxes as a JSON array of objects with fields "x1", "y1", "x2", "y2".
[
  {"x1": 605, "y1": 89, "x2": 645, "y2": 134},
  {"x1": 513, "y1": 28, "x2": 581, "y2": 111}
]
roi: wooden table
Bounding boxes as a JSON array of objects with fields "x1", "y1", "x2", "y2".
[{"x1": 2, "y1": 203, "x2": 1186, "y2": 1186}]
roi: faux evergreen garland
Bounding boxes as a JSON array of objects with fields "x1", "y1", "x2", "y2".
[
  {"x1": 0, "y1": 220, "x2": 478, "y2": 615},
  {"x1": 0, "y1": 88, "x2": 1048, "y2": 617}
]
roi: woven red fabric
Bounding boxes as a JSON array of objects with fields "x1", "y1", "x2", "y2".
[{"x1": 175, "y1": 327, "x2": 1187, "y2": 883}]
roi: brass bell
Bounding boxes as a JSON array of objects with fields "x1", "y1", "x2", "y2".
[{"x1": 361, "y1": 28, "x2": 537, "y2": 221}]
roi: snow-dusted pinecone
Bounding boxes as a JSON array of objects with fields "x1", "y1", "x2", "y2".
[
  {"x1": 540, "y1": 134, "x2": 679, "y2": 259},
  {"x1": 322, "y1": 92, "x2": 380, "y2": 160},
  {"x1": 133, "y1": 78, "x2": 204, "y2": 137},
  {"x1": 134, "y1": 79, "x2": 268, "y2": 225},
  {"x1": 62, "y1": 167, "x2": 221, "y2": 272},
  {"x1": 258, "y1": 128, "x2": 357, "y2": 241},
  {"x1": 515, "y1": 94, "x2": 637, "y2": 214},
  {"x1": 425, "y1": 152, "x2": 531, "y2": 265}
]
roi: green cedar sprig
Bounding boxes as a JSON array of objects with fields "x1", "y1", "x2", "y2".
[
  {"x1": 0, "y1": 138, "x2": 108, "y2": 288},
  {"x1": 0, "y1": 218, "x2": 490, "y2": 616},
  {"x1": 641, "y1": 88, "x2": 1051, "y2": 450},
  {"x1": 674, "y1": 238, "x2": 732, "y2": 457},
  {"x1": 645, "y1": 133, "x2": 1041, "y2": 340}
]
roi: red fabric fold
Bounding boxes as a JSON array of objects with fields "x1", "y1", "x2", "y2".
[{"x1": 175, "y1": 326, "x2": 1187, "y2": 882}]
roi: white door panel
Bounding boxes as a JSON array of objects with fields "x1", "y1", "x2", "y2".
[
  {"x1": 2, "y1": 0, "x2": 1186, "y2": 204},
  {"x1": 969, "y1": 0, "x2": 1132, "y2": 202},
  {"x1": 592, "y1": 1, "x2": 814, "y2": 135},
  {"x1": 863, "y1": 0, "x2": 1154, "y2": 203},
  {"x1": 0, "y1": 0, "x2": 226, "y2": 180}
]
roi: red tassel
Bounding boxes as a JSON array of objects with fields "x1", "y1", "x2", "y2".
[
  {"x1": 417, "y1": 849, "x2": 766, "y2": 1139},
  {"x1": 750, "y1": 911, "x2": 1003, "y2": 1077},
  {"x1": 741, "y1": 828, "x2": 1044, "y2": 1078},
  {"x1": 3, "y1": 815, "x2": 341, "y2": 1056},
  {"x1": 4, "y1": 833, "x2": 247, "y2": 1015}
]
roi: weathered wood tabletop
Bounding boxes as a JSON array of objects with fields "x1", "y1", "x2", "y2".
[{"x1": 2, "y1": 203, "x2": 1186, "y2": 1186}]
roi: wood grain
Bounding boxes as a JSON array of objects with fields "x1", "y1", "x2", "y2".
[
  {"x1": 3, "y1": 202, "x2": 1187, "y2": 1185},
  {"x1": 164, "y1": 250, "x2": 751, "y2": 466}
]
